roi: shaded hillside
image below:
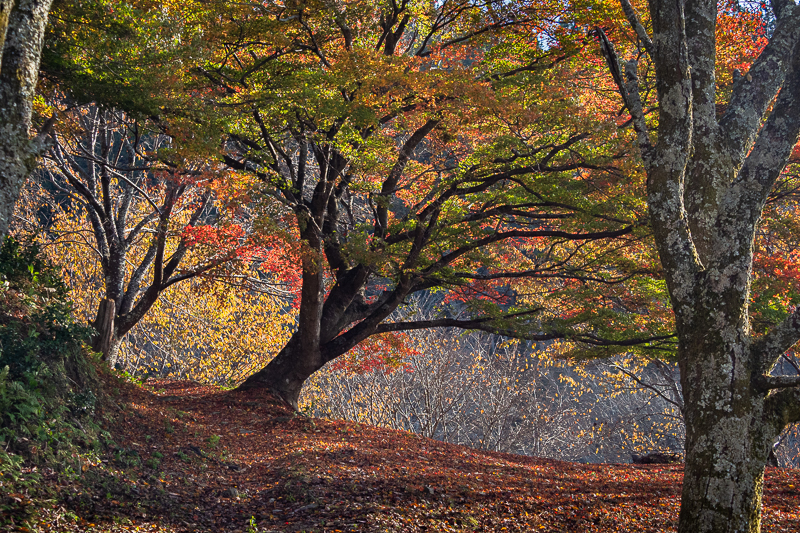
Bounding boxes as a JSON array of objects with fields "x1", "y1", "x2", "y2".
[{"x1": 5, "y1": 378, "x2": 800, "y2": 533}]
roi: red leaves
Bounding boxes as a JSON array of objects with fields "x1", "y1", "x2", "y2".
[
  {"x1": 181, "y1": 224, "x2": 245, "y2": 248},
  {"x1": 759, "y1": 255, "x2": 800, "y2": 283},
  {"x1": 328, "y1": 332, "x2": 419, "y2": 375},
  {"x1": 442, "y1": 278, "x2": 514, "y2": 306}
]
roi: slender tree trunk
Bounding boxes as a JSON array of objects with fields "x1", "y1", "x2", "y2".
[
  {"x1": 105, "y1": 336, "x2": 123, "y2": 369},
  {"x1": 91, "y1": 297, "x2": 116, "y2": 360},
  {"x1": 90, "y1": 297, "x2": 125, "y2": 367}
]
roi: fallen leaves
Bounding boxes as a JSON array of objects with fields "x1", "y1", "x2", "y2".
[{"x1": 8, "y1": 378, "x2": 800, "y2": 532}]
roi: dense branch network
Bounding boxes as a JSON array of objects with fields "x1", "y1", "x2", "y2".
[{"x1": 169, "y1": 0, "x2": 675, "y2": 403}]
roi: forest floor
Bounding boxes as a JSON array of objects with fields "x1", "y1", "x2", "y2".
[{"x1": 6, "y1": 378, "x2": 800, "y2": 533}]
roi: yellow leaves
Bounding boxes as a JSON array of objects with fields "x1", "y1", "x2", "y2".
[
  {"x1": 14, "y1": 174, "x2": 295, "y2": 387},
  {"x1": 121, "y1": 277, "x2": 294, "y2": 385}
]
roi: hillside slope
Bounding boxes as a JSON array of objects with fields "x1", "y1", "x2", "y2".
[{"x1": 7, "y1": 379, "x2": 800, "y2": 533}]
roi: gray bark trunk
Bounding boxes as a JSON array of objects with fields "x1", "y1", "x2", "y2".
[
  {"x1": 679, "y1": 404, "x2": 772, "y2": 533},
  {"x1": 676, "y1": 313, "x2": 777, "y2": 533},
  {"x1": 603, "y1": 1, "x2": 800, "y2": 531},
  {"x1": 0, "y1": 0, "x2": 54, "y2": 237}
]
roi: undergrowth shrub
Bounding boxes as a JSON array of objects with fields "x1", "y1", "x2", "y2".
[{"x1": 0, "y1": 237, "x2": 101, "y2": 527}]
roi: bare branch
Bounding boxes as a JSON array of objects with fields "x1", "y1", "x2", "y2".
[
  {"x1": 623, "y1": 60, "x2": 653, "y2": 157},
  {"x1": 611, "y1": 364, "x2": 683, "y2": 409},
  {"x1": 753, "y1": 308, "x2": 800, "y2": 374},
  {"x1": 592, "y1": 29, "x2": 652, "y2": 159}
]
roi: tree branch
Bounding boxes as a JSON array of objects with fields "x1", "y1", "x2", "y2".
[
  {"x1": 375, "y1": 118, "x2": 439, "y2": 240},
  {"x1": 754, "y1": 374, "x2": 800, "y2": 391},
  {"x1": 623, "y1": 60, "x2": 653, "y2": 158},
  {"x1": 753, "y1": 307, "x2": 800, "y2": 374},
  {"x1": 453, "y1": 269, "x2": 647, "y2": 285},
  {"x1": 618, "y1": 0, "x2": 653, "y2": 57},
  {"x1": 719, "y1": 5, "x2": 800, "y2": 164},
  {"x1": 611, "y1": 363, "x2": 683, "y2": 409},
  {"x1": 422, "y1": 226, "x2": 634, "y2": 276},
  {"x1": 711, "y1": 47, "x2": 800, "y2": 288},
  {"x1": 763, "y1": 386, "x2": 800, "y2": 432},
  {"x1": 593, "y1": 29, "x2": 652, "y2": 160}
]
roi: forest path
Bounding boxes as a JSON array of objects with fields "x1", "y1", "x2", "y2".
[{"x1": 31, "y1": 379, "x2": 800, "y2": 532}]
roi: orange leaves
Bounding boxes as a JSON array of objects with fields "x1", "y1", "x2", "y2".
[
  {"x1": 28, "y1": 373, "x2": 800, "y2": 532},
  {"x1": 442, "y1": 277, "x2": 514, "y2": 307},
  {"x1": 716, "y1": 0, "x2": 768, "y2": 72},
  {"x1": 328, "y1": 331, "x2": 418, "y2": 375}
]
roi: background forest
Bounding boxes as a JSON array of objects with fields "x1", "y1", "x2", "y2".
[{"x1": 3, "y1": 0, "x2": 800, "y2": 531}]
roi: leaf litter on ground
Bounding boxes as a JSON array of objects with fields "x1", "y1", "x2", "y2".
[{"x1": 7, "y1": 378, "x2": 800, "y2": 532}]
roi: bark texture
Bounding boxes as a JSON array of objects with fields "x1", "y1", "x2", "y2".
[
  {"x1": 604, "y1": 1, "x2": 800, "y2": 531},
  {"x1": 0, "y1": 0, "x2": 54, "y2": 237},
  {"x1": 92, "y1": 298, "x2": 116, "y2": 363}
]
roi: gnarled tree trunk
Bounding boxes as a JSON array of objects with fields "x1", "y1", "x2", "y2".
[{"x1": 239, "y1": 335, "x2": 320, "y2": 408}]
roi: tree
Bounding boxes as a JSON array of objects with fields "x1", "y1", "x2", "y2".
[
  {"x1": 598, "y1": 0, "x2": 800, "y2": 530},
  {"x1": 0, "y1": 0, "x2": 55, "y2": 237},
  {"x1": 26, "y1": 105, "x2": 272, "y2": 364},
  {"x1": 182, "y1": 0, "x2": 673, "y2": 407}
]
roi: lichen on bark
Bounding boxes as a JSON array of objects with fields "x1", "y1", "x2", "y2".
[
  {"x1": 0, "y1": 0, "x2": 55, "y2": 237},
  {"x1": 604, "y1": 0, "x2": 800, "y2": 531}
]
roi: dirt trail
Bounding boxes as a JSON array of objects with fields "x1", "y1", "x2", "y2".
[{"x1": 32, "y1": 379, "x2": 800, "y2": 532}]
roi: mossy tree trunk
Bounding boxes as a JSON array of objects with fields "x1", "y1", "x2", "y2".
[
  {"x1": 0, "y1": 0, "x2": 55, "y2": 237},
  {"x1": 602, "y1": 0, "x2": 800, "y2": 531}
]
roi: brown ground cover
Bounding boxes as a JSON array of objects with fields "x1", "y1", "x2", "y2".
[{"x1": 10, "y1": 379, "x2": 800, "y2": 532}]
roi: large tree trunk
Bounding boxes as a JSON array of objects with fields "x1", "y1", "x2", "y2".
[
  {"x1": 239, "y1": 237, "x2": 328, "y2": 408},
  {"x1": 0, "y1": 0, "x2": 54, "y2": 237},
  {"x1": 678, "y1": 331, "x2": 777, "y2": 533},
  {"x1": 679, "y1": 407, "x2": 773, "y2": 533},
  {"x1": 598, "y1": 0, "x2": 800, "y2": 530},
  {"x1": 672, "y1": 285, "x2": 779, "y2": 533},
  {"x1": 238, "y1": 335, "x2": 324, "y2": 408}
]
